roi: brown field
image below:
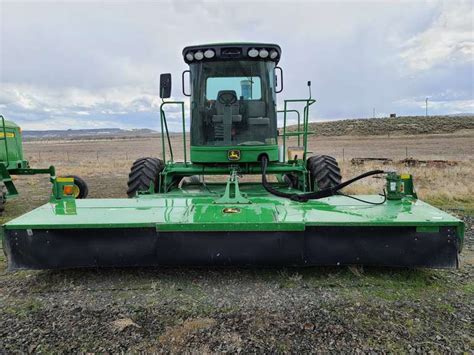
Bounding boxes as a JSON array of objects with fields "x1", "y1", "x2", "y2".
[
  {"x1": 0, "y1": 131, "x2": 472, "y2": 353},
  {"x1": 16, "y1": 129, "x2": 474, "y2": 212}
]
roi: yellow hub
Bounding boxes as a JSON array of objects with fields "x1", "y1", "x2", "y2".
[{"x1": 72, "y1": 184, "x2": 80, "y2": 198}]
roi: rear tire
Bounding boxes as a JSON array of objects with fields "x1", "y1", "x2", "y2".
[
  {"x1": 307, "y1": 155, "x2": 342, "y2": 190},
  {"x1": 127, "y1": 157, "x2": 164, "y2": 198}
]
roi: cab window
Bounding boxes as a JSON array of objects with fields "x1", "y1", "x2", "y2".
[{"x1": 206, "y1": 76, "x2": 261, "y2": 100}]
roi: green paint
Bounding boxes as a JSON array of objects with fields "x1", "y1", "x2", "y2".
[
  {"x1": 191, "y1": 145, "x2": 279, "y2": 163},
  {"x1": 0, "y1": 117, "x2": 28, "y2": 168},
  {"x1": 416, "y1": 226, "x2": 439, "y2": 233},
  {"x1": 213, "y1": 169, "x2": 251, "y2": 204}
]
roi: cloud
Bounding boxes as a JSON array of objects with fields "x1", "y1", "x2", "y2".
[
  {"x1": 0, "y1": 81, "x2": 192, "y2": 130},
  {"x1": 400, "y1": 1, "x2": 473, "y2": 71},
  {"x1": 0, "y1": 0, "x2": 472, "y2": 130}
]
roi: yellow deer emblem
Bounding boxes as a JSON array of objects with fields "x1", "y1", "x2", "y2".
[{"x1": 227, "y1": 150, "x2": 241, "y2": 161}]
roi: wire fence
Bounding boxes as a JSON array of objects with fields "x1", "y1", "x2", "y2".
[{"x1": 25, "y1": 146, "x2": 451, "y2": 167}]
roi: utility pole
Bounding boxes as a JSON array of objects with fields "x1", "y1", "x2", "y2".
[{"x1": 425, "y1": 98, "x2": 429, "y2": 117}]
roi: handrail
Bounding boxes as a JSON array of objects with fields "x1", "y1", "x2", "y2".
[
  {"x1": 302, "y1": 99, "x2": 316, "y2": 161},
  {"x1": 279, "y1": 99, "x2": 316, "y2": 162},
  {"x1": 159, "y1": 101, "x2": 187, "y2": 165},
  {"x1": 277, "y1": 109, "x2": 301, "y2": 145},
  {"x1": 0, "y1": 115, "x2": 10, "y2": 168},
  {"x1": 160, "y1": 109, "x2": 174, "y2": 163}
]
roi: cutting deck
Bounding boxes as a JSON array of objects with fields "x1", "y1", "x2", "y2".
[{"x1": 3, "y1": 184, "x2": 463, "y2": 270}]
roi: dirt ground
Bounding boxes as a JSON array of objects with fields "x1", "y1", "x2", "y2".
[{"x1": 0, "y1": 132, "x2": 473, "y2": 353}]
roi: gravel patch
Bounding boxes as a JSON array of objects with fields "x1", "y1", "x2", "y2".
[{"x1": 1, "y1": 216, "x2": 472, "y2": 353}]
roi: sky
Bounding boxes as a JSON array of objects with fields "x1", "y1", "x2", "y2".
[{"x1": 0, "y1": 0, "x2": 473, "y2": 131}]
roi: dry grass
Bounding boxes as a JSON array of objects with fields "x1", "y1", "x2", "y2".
[
  {"x1": 341, "y1": 161, "x2": 474, "y2": 211},
  {"x1": 302, "y1": 115, "x2": 474, "y2": 136},
  {"x1": 158, "y1": 318, "x2": 217, "y2": 351}
]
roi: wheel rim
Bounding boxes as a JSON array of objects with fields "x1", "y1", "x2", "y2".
[{"x1": 72, "y1": 184, "x2": 81, "y2": 198}]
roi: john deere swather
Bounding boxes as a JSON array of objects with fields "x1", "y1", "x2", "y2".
[{"x1": 3, "y1": 43, "x2": 464, "y2": 270}]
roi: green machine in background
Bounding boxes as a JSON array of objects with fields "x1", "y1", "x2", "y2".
[
  {"x1": 3, "y1": 43, "x2": 464, "y2": 270},
  {"x1": 0, "y1": 115, "x2": 88, "y2": 214}
]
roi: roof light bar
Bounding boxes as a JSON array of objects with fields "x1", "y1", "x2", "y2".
[{"x1": 182, "y1": 43, "x2": 281, "y2": 64}]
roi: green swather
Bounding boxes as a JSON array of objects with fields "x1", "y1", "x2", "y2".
[{"x1": 2, "y1": 43, "x2": 464, "y2": 270}]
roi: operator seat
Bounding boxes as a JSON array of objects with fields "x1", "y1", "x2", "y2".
[
  {"x1": 247, "y1": 101, "x2": 269, "y2": 126},
  {"x1": 213, "y1": 90, "x2": 242, "y2": 144}
]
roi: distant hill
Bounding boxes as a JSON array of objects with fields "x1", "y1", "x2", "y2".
[
  {"x1": 22, "y1": 115, "x2": 474, "y2": 141},
  {"x1": 23, "y1": 128, "x2": 158, "y2": 140},
  {"x1": 290, "y1": 115, "x2": 474, "y2": 136}
]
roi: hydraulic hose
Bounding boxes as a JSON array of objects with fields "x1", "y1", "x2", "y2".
[{"x1": 260, "y1": 155, "x2": 384, "y2": 202}]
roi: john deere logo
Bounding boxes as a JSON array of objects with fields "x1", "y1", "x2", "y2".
[
  {"x1": 223, "y1": 207, "x2": 240, "y2": 214},
  {"x1": 228, "y1": 150, "x2": 241, "y2": 161}
]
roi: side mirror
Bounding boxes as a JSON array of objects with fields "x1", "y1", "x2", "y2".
[
  {"x1": 275, "y1": 66, "x2": 283, "y2": 93},
  {"x1": 159, "y1": 73, "x2": 172, "y2": 98}
]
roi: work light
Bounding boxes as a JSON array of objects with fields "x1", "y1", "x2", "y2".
[
  {"x1": 185, "y1": 52, "x2": 194, "y2": 61},
  {"x1": 248, "y1": 48, "x2": 259, "y2": 58},
  {"x1": 270, "y1": 50, "x2": 278, "y2": 59},
  {"x1": 194, "y1": 51, "x2": 204, "y2": 60},
  {"x1": 204, "y1": 49, "x2": 215, "y2": 59},
  {"x1": 259, "y1": 49, "x2": 269, "y2": 58}
]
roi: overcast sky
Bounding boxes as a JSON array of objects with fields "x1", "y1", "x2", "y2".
[{"x1": 0, "y1": 0, "x2": 473, "y2": 130}]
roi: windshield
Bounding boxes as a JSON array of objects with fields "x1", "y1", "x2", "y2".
[
  {"x1": 206, "y1": 76, "x2": 262, "y2": 100},
  {"x1": 189, "y1": 60, "x2": 277, "y2": 147}
]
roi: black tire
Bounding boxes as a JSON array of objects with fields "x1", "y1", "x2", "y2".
[
  {"x1": 127, "y1": 157, "x2": 164, "y2": 198},
  {"x1": 178, "y1": 175, "x2": 201, "y2": 188},
  {"x1": 307, "y1": 155, "x2": 342, "y2": 191},
  {"x1": 282, "y1": 173, "x2": 299, "y2": 189},
  {"x1": 65, "y1": 175, "x2": 89, "y2": 199},
  {"x1": 0, "y1": 184, "x2": 6, "y2": 215}
]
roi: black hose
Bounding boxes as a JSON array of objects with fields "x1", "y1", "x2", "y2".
[
  {"x1": 260, "y1": 155, "x2": 384, "y2": 202},
  {"x1": 337, "y1": 190, "x2": 387, "y2": 205}
]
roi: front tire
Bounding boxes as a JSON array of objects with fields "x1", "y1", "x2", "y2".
[
  {"x1": 307, "y1": 155, "x2": 342, "y2": 191},
  {"x1": 127, "y1": 157, "x2": 164, "y2": 197}
]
